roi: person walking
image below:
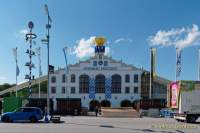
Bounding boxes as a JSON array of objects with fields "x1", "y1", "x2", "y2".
[{"x1": 95, "y1": 106, "x2": 99, "y2": 117}]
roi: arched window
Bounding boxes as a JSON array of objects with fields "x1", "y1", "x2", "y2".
[
  {"x1": 95, "y1": 74, "x2": 105, "y2": 93},
  {"x1": 112, "y1": 74, "x2": 121, "y2": 93},
  {"x1": 79, "y1": 74, "x2": 89, "y2": 93},
  {"x1": 71, "y1": 74, "x2": 75, "y2": 83},
  {"x1": 125, "y1": 74, "x2": 130, "y2": 83}
]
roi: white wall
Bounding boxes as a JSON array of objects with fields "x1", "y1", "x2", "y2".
[{"x1": 49, "y1": 57, "x2": 142, "y2": 108}]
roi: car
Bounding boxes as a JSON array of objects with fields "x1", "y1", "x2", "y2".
[
  {"x1": 159, "y1": 108, "x2": 174, "y2": 118},
  {"x1": 1, "y1": 107, "x2": 43, "y2": 123}
]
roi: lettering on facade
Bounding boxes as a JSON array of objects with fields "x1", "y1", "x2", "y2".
[{"x1": 83, "y1": 67, "x2": 117, "y2": 71}]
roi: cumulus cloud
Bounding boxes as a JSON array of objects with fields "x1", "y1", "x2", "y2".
[
  {"x1": 114, "y1": 38, "x2": 133, "y2": 44},
  {"x1": 73, "y1": 36, "x2": 111, "y2": 60},
  {"x1": 148, "y1": 24, "x2": 200, "y2": 50},
  {"x1": 105, "y1": 47, "x2": 110, "y2": 56},
  {"x1": 73, "y1": 36, "x2": 95, "y2": 59}
]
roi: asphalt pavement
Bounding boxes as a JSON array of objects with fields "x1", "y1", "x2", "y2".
[{"x1": 0, "y1": 116, "x2": 199, "y2": 133}]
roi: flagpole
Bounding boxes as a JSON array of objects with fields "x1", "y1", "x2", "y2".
[
  {"x1": 63, "y1": 47, "x2": 67, "y2": 98},
  {"x1": 149, "y1": 48, "x2": 152, "y2": 99},
  {"x1": 63, "y1": 46, "x2": 69, "y2": 113},
  {"x1": 198, "y1": 49, "x2": 200, "y2": 80},
  {"x1": 175, "y1": 48, "x2": 177, "y2": 82},
  {"x1": 16, "y1": 48, "x2": 18, "y2": 97}
]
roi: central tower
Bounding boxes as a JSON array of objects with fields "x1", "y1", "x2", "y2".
[{"x1": 94, "y1": 37, "x2": 106, "y2": 66}]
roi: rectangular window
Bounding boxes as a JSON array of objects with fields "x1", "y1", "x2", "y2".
[
  {"x1": 62, "y1": 74, "x2": 66, "y2": 83},
  {"x1": 62, "y1": 87, "x2": 65, "y2": 94},
  {"x1": 71, "y1": 74, "x2": 75, "y2": 83},
  {"x1": 51, "y1": 87, "x2": 56, "y2": 94},
  {"x1": 134, "y1": 74, "x2": 138, "y2": 83},
  {"x1": 51, "y1": 76, "x2": 56, "y2": 83},
  {"x1": 93, "y1": 61, "x2": 97, "y2": 66},
  {"x1": 134, "y1": 87, "x2": 138, "y2": 94},
  {"x1": 71, "y1": 87, "x2": 76, "y2": 94},
  {"x1": 125, "y1": 74, "x2": 130, "y2": 83},
  {"x1": 104, "y1": 61, "x2": 108, "y2": 66},
  {"x1": 125, "y1": 87, "x2": 130, "y2": 94}
]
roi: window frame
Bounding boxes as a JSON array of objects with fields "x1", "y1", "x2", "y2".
[
  {"x1": 134, "y1": 74, "x2": 139, "y2": 83},
  {"x1": 51, "y1": 87, "x2": 56, "y2": 94},
  {"x1": 71, "y1": 74, "x2": 76, "y2": 83},
  {"x1": 134, "y1": 86, "x2": 138, "y2": 94},
  {"x1": 125, "y1": 87, "x2": 130, "y2": 94},
  {"x1": 71, "y1": 87, "x2": 76, "y2": 94}
]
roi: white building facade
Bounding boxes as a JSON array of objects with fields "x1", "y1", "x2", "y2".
[{"x1": 49, "y1": 55, "x2": 143, "y2": 110}]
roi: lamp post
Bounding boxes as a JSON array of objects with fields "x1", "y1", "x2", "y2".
[{"x1": 42, "y1": 4, "x2": 52, "y2": 117}]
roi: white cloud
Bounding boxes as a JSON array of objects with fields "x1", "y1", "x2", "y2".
[
  {"x1": 73, "y1": 36, "x2": 95, "y2": 59},
  {"x1": 114, "y1": 38, "x2": 133, "y2": 44},
  {"x1": 148, "y1": 24, "x2": 200, "y2": 50},
  {"x1": 73, "y1": 36, "x2": 111, "y2": 60},
  {"x1": 105, "y1": 47, "x2": 110, "y2": 56}
]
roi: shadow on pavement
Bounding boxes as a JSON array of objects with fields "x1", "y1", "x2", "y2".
[{"x1": 66, "y1": 122, "x2": 179, "y2": 133}]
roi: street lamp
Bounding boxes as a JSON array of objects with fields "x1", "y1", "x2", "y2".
[{"x1": 43, "y1": 4, "x2": 52, "y2": 118}]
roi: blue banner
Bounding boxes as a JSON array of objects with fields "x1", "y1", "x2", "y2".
[
  {"x1": 89, "y1": 78, "x2": 95, "y2": 99},
  {"x1": 105, "y1": 78, "x2": 112, "y2": 99}
]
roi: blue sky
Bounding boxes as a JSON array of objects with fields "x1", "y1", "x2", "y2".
[{"x1": 0, "y1": 0, "x2": 200, "y2": 84}]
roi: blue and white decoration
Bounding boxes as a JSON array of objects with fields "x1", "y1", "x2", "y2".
[
  {"x1": 105, "y1": 78, "x2": 112, "y2": 99},
  {"x1": 95, "y1": 46, "x2": 105, "y2": 53},
  {"x1": 89, "y1": 78, "x2": 95, "y2": 99}
]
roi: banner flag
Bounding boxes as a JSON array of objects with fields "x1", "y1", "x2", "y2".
[
  {"x1": 16, "y1": 65, "x2": 20, "y2": 77},
  {"x1": 89, "y1": 78, "x2": 95, "y2": 99},
  {"x1": 151, "y1": 48, "x2": 156, "y2": 80},
  {"x1": 176, "y1": 48, "x2": 182, "y2": 78},
  {"x1": 105, "y1": 78, "x2": 112, "y2": 99},
  {"x1": 12, "y1": 47, "x2": 17, "y2": 61},
  {"x1": 13, "y1": 47, "x2": 20, "y2": 77},
  {"x1": 36, "y1": 47, "x2": 42, "y2": 76}
]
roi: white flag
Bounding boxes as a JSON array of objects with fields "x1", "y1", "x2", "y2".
[
  {"x1": 12, "y1": 47, "x2": 20, "y2": 77},
  {"x1": 36, "y1": 47, "x2": 42, "y2": 76},
  {"x1": 12, "y1": 47, "x2": 17, "y2": 61}
]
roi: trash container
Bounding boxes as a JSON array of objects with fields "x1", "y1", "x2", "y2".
[{"x1": 74, "y1": 109, "x2": 78, "y2": 116}]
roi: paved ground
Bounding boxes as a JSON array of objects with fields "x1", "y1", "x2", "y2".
[{"x1": 0, "y1": 117, "x2": 199, "y2": 133}]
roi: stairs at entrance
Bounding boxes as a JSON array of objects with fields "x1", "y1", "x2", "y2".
[{"x1": 100, "y1": 107, "x2": 140, "y2": 118}]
